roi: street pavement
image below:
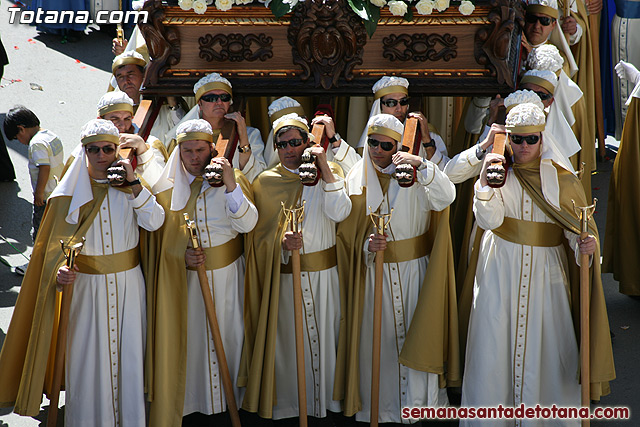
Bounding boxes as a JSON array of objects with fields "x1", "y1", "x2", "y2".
[{"x1": 0, "y1": 2, "x2": 637, "y2": 426}]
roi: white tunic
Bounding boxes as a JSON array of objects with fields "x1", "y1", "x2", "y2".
[
  {"x1": 347, "y1": 161, "x2": 455, "y2": 424},
  {"x1": 272, "y1": 173, "x2": 352, "y2": 420},
  {"x1": 66, "y1": 186, "x2": 165, "y2": 427},
  {"x1": 183, "y1": 179, "x2": 258, "y2": 416},
  {"x1": 461, "y1": 175, "x2": 582, "y2": 427}
]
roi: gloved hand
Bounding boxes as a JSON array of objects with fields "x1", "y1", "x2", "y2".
[{"x1": 615, "y1": 61, "x2": 640, "y2": 85}]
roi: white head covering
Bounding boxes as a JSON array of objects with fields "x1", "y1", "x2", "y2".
[
  {"x1": 112, "y1": 50, "x2": 147, "y2": 74},
  {"x1": 50, "y1": 119, "x2": 120, "y2": 224},
  {"x1": 521, "y1": 69, "x2": 558, "y2": 94},
  {"x1": 506, "y1": 103, "x2": 574, "y2": 210},
  {"x1": 97, "y1": 91, "x2": 135, "y2": 117},
  {"x1": 526, "y1": 0, "x2": 578, "y2": 77},
  {"x1": 193, "y1": 72, "x2": 233, "y2": 103},
  {"x1": 356, "y1": 76, "x2": 410, "y2": 149},
  {"x1": 347, "y1": 113, "x2": 403, "y2": 212},
  {"x1": 526, "y1": 46, "x2": 582, "y2": 159},
  {"x1": 503, "y1": 89, "x2": 545, "y2": 112},
  {"x1": 154, "y1": 119, "x2": 214, "y2": 211},
  {"x1": 265, "y1": 97, "x2": 306, "y2": 167},
  {"x1": 273, "y1": 113, "x2": 311, "y2": 135}
]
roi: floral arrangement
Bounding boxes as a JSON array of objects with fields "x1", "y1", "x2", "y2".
[{"x1": 177, "y1": 0, "x2": 475, "y2": 37}]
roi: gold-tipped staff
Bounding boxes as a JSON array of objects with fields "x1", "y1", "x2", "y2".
[
  {"x1": 572, "y1": 198, "x2": 597, "y2": 427},
  {"x1": 368, "y1": 207, "x2": 393, "y2": 427},
  {"x1": 281, "y1": 201, "x2": 308, "y2": 427},
  {"x1": 47, "y1": 238, "x2": 85, "y2": 427},
  {"x1": 184, "y1": 214, "x2": 241, "y2": 427}
]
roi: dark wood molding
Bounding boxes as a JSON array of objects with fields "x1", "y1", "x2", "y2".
[
  {"x1": 199, "y1": 33, "x2": 274, "y2": 63},
  {"x1": 382, "y1": 33, "x2": 458, "y2": 62}
]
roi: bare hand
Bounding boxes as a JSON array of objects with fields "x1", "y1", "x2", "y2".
[
  {"x1": 392, "y1": 151, "x2": 422, "y2": 167},
  {"x1": 480, "y1": 153, "x2": 506, "y2": 187},
  {"x1": 282, "y1": 231, "x2": 303, "y2": 251},
  {"x1": 112, "y1": 38, "x2": 128, "y2": 56},
  {"x1": 119, "y1": 134, "x2": 148, "y2": 155},
  {"x1": 561, "y1": 16, "x2": 577, "y2": 35},
  {"x1": 34, "y1": 190, "x2": 46, "y2": 207},
  {"x1": 113, "y1": 158, "x2": 136, "y2": 182},
  {"x1": 57, "y1": 265, "x2": 79, "y2": 289},
  {"x1": 408, "y1": 111, "x2": 430, "y2": 142},
  {"x1": 480, "y1": 123, "x2": 507, "y2": 151},
  {"x1": 185, "y1": 247, "x2": 206, "y2": 268},
  {"x1": 578, "y1": 235, "x2": 596, "y2": 255},
  {"x1": 586, "y1": 0, "x2": 602, "y2": 14},
  {"x1": 368, "y1": 233, "x2": 388, "y2": 253},
  {"x1": 311, "y1": 115, "x2": 336, "y2": 140},
  {"x1": 224, "y1": 112, "x2": 249, "y2": 146},
  {"x1": 488, "y1": 95, "x2": 504, "y2": 124},
  {"x1": 210, "y1": 157, "x2": 237, "y2": 192}
]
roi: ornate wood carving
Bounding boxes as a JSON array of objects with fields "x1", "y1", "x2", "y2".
[
  {"x1": 474, "y1": 0, "x2": 524, "y2": 88},
  {"x1": 199, "y1": 33, "x2": 273, "y2": 62},
  {"x1": 382, "y1": 34, "x2": 458, "y2": 62},
  {"x1": 287, "y1": 0, "x2": 367, "y2": 90},
  {"x1": 138, "y1": 0, "x2": 181, "y2": 87}
]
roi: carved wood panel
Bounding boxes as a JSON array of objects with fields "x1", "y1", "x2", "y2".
[
  {"x1": 199, "y1": 33, "x2": 273, "y2": 62},
  {"x1": 382, "y1": 33, "x2": 458, "y2": 62}
]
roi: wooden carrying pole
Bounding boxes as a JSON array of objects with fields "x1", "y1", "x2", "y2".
[
  {"x1": 47, "y1": 239, "x2": 84, "y2": 427},
  {"x1": 589, "y1": 12, "x2": 606, "y2": 160},
  {"x1": 368, "y1": 208, "x2": 393, "y2": 427},
  {"x1": 281, "y1": 202, "x2": 308, "y2": 427},
  {"x1": 184, "y1": 214, "x2": 241, "y2": 427},
  {"x1": 573, "y1": 199, "x2": 597, "y2": 427}
]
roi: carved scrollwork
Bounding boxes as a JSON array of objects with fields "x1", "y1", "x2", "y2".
[
  {"x1": 382, "y1": 33, "x2": 458, "y2": 62},
  {"x1": 474, "y1": 0, "x2": 524, "y2": 88},
  {"x1": 138, "y1": 0, "x2": 181, "y2": 87},
  {"x1": 288, "y1": 0, "x2": 367, "y2": 90},
  {"x1": 198, "y1": 33, "x2": 273, "y2": 62}
]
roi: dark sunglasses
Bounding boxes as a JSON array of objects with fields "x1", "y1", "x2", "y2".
[
  {"x1": 534, "y1": 91, "x2": 553, "y2": 101},
  {"x1": 380, "y1": 97, "x2": 410, "y2": 108},
  {"x1": 510, "y1": 134, "x2": 540, "y2": 145},
  {"x1": 85, "y1": 145, "x2": 116, "y2": 154},
  {"x1": 200, "y1": 93, "x2": 232, "y2": 103},
  {"x1": 525, "y1": 14, "x2": 554, "y2": 26},
  {"x1": 275, "y1": 138, "x2": 304, "y2": 149},
  {"x1": 367, "y1": 137, "x2": 395, "y2": 152}
]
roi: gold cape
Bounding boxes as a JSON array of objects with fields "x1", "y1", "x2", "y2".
[
  {"x1": 333, "y1": 172, "x2": 460, "y2": 417},
  {"x1": 458, "y1": 159, "x2": 615, "y2": 400},
  {"x1": 0, "y1": 183, "x2": 127, "y2": 414},
  {"x1": 238, "y1": 162, "x2": 343, "y2": 418},
  {"x1": 142, "y1": 171, "x2": 253, "y2": 427},
  {"x1": 603, "y1": 97, "x2": 640, "y2": 295}
]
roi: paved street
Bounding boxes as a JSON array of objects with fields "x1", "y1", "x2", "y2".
[{"x1": 0, "y1": 2, "x2": 637, "y2": 426}]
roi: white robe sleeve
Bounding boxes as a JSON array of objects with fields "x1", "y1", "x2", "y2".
[
  {"x1": 135, "y1": 141, "x2": 166, "y2": 188},
  {"x1": 237, "y1": 127, "x2": 267, "y2": 183},
  {"x1": 464, "y1": 97, "x2": 491, "y2": 134},
  {"x1": 419, "y1": 132, "x2": 450, "y2": 171},
  {"x1": 443, "y1": 145, "x2": 484, "y2": 184},
  {"x1": 321, "y1": 176, "x2": 352, "y2": 223},
  {"x1": 131, "y1": 187, "x2": 165, "y2": 231},
  {"x1": 225, "y1": 186, "x2": 259, "y2": 234},
  {"x1": 329, "y1": 140, "x2": 361, "y2": 174},
  {"x1": 473, "y1": 180, "x2": 505, "y2": 231},
  {"x1": 416, "y1": 160, "x2": 456, "y2": 212}
]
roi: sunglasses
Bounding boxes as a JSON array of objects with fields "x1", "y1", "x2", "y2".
[
  {"x1": 380, "y1": 97, "x2": 410, "y2": 108},
  {"x1": 367, "y1": 137, "x2": 396, "y2": 152},
  {"x1": 525, "y1": 14, "x2": 554, "y2": 26},
  {"x1": 85, "y1": 145, "x2": 116, "y2": 154},
  {"x1": 200, "y1": 93, "x2": 232, "y2": 103},
  {"x1": 534, "y1": 91, "x2": 553, "y2": 102},
  {"x1": 510, "y1": 134, "x2": 540, "y2": 145},
  {"x1": 275, "y1": 138, "x2": 305, "y2": 149}
]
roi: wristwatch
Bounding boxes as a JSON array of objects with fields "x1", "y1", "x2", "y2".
[
  {"x1": 238, "y1": 145, "x2": 251, "y2": 153},
  {"x1": 329, "y1": 133, "x2": 341, "y2": 144},
  {"x1": 422, "y1": 138, "x2": 436, "y2": 149},
  {"x1": 125, "y1": 178, "x2": 141, "y2": 186}
]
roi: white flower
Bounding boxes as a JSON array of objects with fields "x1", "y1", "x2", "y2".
[
  {"x1": 258, "y1": 0, "x2": 271, "y2": 7},
  {"x1": 215, "y1": 0, "x2": 233, "y2": 11},
  {"x1": 370, "y1": 0, "x2": 387, "y2": 7},
  {"x1": 283, "y1": 0, "x2": 299, "y2": 5},
  {"x1": 193, "y1": 0, "x2": 208, "y2": 13},
  {"x1": 415, "y1": 0, "x2": 435, "y2": 14},
  {"x1": 434, "y1": 0, "x2": 449, "y2": 12},
  {"x1": 388, "y1": 0, "x2": 408, "y2": 16},
  {"x1": 178, "y1": 0, "x2": 193, "y2": 10},
  {"x1": 458, "y1": 0, "x2": 475, "y2": 15}
]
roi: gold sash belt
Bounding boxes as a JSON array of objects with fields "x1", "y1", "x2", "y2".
[
  {"x1": 75, "y1": 247, "x2": 140, "y2": 275},
  {"x1": 384, "y1": 233, "x2": 431, "y2": 264},
  {"x1": 492, "y1": 217, "x2": 564, "y2": 247},
  {"x1": 281, "y1": 246, "x2": 337, "y2": 274},
  {"x1": 187, "y1": 235, "x2": 244, "y2": 271}
]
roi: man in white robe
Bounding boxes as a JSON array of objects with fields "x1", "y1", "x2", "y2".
[
  {"x1": 338, "y1": 114, "x2": 457, "y2": 424},
  {"x1": 144, "y1": 119, "x2": 258, "y2": 427},
  {"x1": 240, "y1": 113, "x2": 351, "y2": 422}
]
